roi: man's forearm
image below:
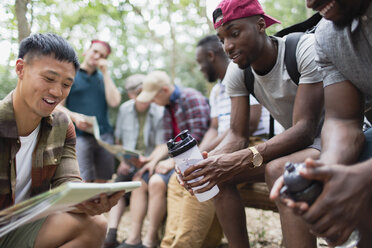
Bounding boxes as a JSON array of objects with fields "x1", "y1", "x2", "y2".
[
  {"x1": 102, "y1": 71, "x2": 121, "y2": 107},
  {"x1": 320, "y1": 119, "x2": 364, "y2": 165},
  {"x1": 255, "y1": 120, "x2": 318, "y2": 163},
  {"x1": 209, "y1": 128, "x2": 248, "y2": 156},
  {"x1": 198, "y1": 127, "x2": 218, "y2": 152},
  {"x1": 147, "y1": 144, "x2": 169, "y2": 164}
]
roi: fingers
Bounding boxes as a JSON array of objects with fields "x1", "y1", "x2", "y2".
[
  {"x1": 135, "y1": 168, "x2": 145, "y2": 179},
  {"x1": 176, "y1": 173, "x2": 185, "y2": 186},
  {"x1": 269, "y1": 175, "x2": 284, "y2": 200},
  {"x1": 299, "y1": 164, "x2": 331, "y2": 182},
  {"x1": 175, "y1": 165, "x2": 181, "y2": 175},
  {"x1": 108, "y1": 191, "x2": 126, "y2": 206},
  {"x1": 175, "y1": 170, "x2": 195, "y2": 195},
  {"x1": 322, "y1": 226, "x2": 354, "y2": 247},
  {"x1": 183, "y1": 155, "x2": 210, "y2": 177},
  {"x1": 201, "y1": 151, "x2": 208, "y2": 159},
  {"x1": 303, "y1": 158, "x2": 322, "y2": 168},
  {"x1": 79, "y1": 191, "x2": 125, "y2": 216},
  {"x1": 302, "y1": 197, "x2": 327, "y2": 225},
  {"x1": 193, "y1": 181, "x2": 215, "y2": 194}
]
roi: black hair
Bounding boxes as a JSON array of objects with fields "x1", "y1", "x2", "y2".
[
  {"x1": 197, "y1": 34, "x2": 225, "y2": 57},
  {"x1": 18, "y1": 33, "x2": 80, "y2": 71}
]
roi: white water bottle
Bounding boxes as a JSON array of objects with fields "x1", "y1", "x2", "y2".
[{"x1": 167, "y1": 130, "x2": 219, "y2": 202}]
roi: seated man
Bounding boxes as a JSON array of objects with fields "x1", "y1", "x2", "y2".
[
  {"x1": 0, "y1": 33, "x2": 123, "y2": 248},
  {"x1": 104, "y1": 74, "x2": 170, "y2": 248},
  {"x1": 181, "y1": 0, "x2": 324, "y2": 247},
  {"x1": 196, "y1": 34, "x2": 278, "y2": 153},
  {"x1": 135, "y1": 71, "x2": 215, "y2": 248},
  {"x1": 271, "y1": 0, "x2": 372, "y2": 247}
]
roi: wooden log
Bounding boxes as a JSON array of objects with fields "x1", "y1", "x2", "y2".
[{"x1": 238, "y1": 182, "x2": 278, "y2": 212}]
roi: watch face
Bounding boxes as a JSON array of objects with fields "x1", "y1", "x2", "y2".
[{"x1": 252, "y1": 154, "x2": 263, "y2": 168}]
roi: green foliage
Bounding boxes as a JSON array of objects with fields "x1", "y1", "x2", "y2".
[
  {"x1": 0, "y1": 0, "x2": 315, "y2": 102},
  {"x1": 0, "y1": 70, "x2": 16, "y2": 99},
  {"x1": 263, "y1": 0, "x2": 316, "y2": 35}
]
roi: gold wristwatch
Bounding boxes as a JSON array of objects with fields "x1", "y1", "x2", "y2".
[{"x1": 248, "y1": 146, "x2": 263, "y2": 168}]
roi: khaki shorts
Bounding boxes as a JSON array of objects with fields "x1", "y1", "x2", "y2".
[{"x1": 0, "y1": 218, "x2": 46, "y2": 248}]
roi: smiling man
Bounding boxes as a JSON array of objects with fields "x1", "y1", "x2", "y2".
[
  {"x1": 180, "y1": 0, "x2": 325, "y2": 247},
  {"x1": 0, "y1": 33, "x2": 124, "y2": 248},
  {"x1": 271, "y1": 0, "x2": 372, "y2": 247}
]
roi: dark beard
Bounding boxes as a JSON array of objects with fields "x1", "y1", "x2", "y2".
[
  {"x1": 334, "y1": 0, "x2": 371, "y2": 27},
  {"x1": 206, "y1": 66, "x2": 218, "y2": 82},
  {"x1": 237, "y1": 62, "x2": 251, "y2": 70}
]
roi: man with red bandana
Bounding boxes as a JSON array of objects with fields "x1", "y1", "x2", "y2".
[{"x1": 60, "y1": 40, "x2": 121, "y2": 183}]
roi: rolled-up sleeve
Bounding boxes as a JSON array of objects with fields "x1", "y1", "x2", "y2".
[{"x1": 315, "y1": 29, "x2": 347, "y2": 88}]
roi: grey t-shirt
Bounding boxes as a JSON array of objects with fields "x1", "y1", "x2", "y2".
[
  {"x1": 226, "y1": 34, "x2": 323, "y2": 130},
  {"x1": 315, "y1": 6, "x2": 372, "y2": 108}
]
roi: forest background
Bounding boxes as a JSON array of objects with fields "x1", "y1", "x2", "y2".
[{"x1": 0, "y1": 0, "x2": 314, "y2": 121}]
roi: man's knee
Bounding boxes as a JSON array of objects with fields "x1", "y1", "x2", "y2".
[
  {"x1": 82, "y1": 215, "x2": 107, "y2": 246},
  {"x1": 214, "y1": 182, "x2": 238, "y2": 203},
  {"x1": 148, "y1": 174, "x2": 166, "y2": 193},
  {"x1": 265, "y1": 158, "x2": 286, "y2": 189},
  {"x1": 35, "y1": 213, "x2": 107, "y2": 248}
]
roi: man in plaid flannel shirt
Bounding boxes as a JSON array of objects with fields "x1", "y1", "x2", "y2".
[{"x1": 0, "y1": 33, "x2": 124, "y2": 248}]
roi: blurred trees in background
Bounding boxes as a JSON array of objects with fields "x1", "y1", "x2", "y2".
[{"x1": 1, "y1": 0, "x2": 313, "y2": 101}]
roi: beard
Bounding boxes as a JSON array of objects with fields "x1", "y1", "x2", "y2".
[
  {"x1": 333, "y1": 0, "x2": 371, "y2": 28},
  {"x1": 237, "y1": 61, "x2": 251, "y2": 70},
  {"x1": 206, "y1": 66, "x2": 218, "y2": 82}
]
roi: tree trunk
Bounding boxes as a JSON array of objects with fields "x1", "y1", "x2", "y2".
[{"x1": 15, "y1": 0, "x2": 31, "y2": 42}]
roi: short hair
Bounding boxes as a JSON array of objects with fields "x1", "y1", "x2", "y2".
[
  {"x1": 197, "y1": 35, "x2": 225, "y2": 57},
  {"x1": 18, "y1": 33, "x2": 80, "y2": 71}
]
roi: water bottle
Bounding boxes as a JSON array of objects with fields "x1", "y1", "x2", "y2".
[
  {"x1": 167, "y1": 130, "x2": 219, "y2": 202},
  {"x1": 280, "y1": 162, "x2": 360, "y2": 248}
]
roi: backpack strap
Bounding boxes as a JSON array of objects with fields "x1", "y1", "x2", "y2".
[
  {"x1": 244, "y1": 32, "x2": 304, "y2": 138},
  {"x1": 244, "y1": 65, "x2": 255, "y2": 97},
  {"x1": 244, "y1": 67, "x2": 275, "y2": 139},
  {"x1": 284, "y1": 32, "x2": 304, "y2": 85},
  {"x1": 275, "y1": 13, "x2": 322, "y2": 37}
]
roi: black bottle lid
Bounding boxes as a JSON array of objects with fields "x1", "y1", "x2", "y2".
[
  {"x1": 283, "y1": 162, "x2": 312, "y2": 193},
  {"x1": 167, "y1": 130, "x2": 197, "y2": 157}
]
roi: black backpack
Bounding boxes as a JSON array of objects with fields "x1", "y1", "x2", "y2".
[{"x1": 244, "y1": 13, "x2": 322, "y2": 138}]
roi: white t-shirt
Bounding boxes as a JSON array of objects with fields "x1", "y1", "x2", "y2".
[
  {"x1": 15, "y1": 124, "x2": 40, "y2": 204},
  {"x1": 209, "y1": 80, "x2": 274, "y2": 136},
  {"x1": 209, "y1": 81, "x2": 232, "y2": 135},
  {"x1": 226, "y1": 34, "x2": 323, "y2": 130}
]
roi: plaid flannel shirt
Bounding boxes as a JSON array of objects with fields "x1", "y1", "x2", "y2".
[
  {"x1": 164, "y1": 86, "x2": 210, "y2": 143},
  {"x1": 0, "y1": 92, "x2": 81, "y2": 210}
]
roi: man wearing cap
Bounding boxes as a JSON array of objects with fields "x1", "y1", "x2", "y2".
[
  {"x1": 104, "y1": 74, "x2": 170, "y2": 248},
  {"x1": 59, "y1": 40, "x2": 121, "y2": 183},
  {"x1": 270, "y1": 0, "x2": 372, "y2": 247},
  {"x1": 136, "y1": 71, "x2": 221, "y2": 248},
  {"x1": 181, "y1": 0, "x2": 324, "y2": 247},
  {"x1": 196, "y1": 34, "x2": 273, "y2": 152}
]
